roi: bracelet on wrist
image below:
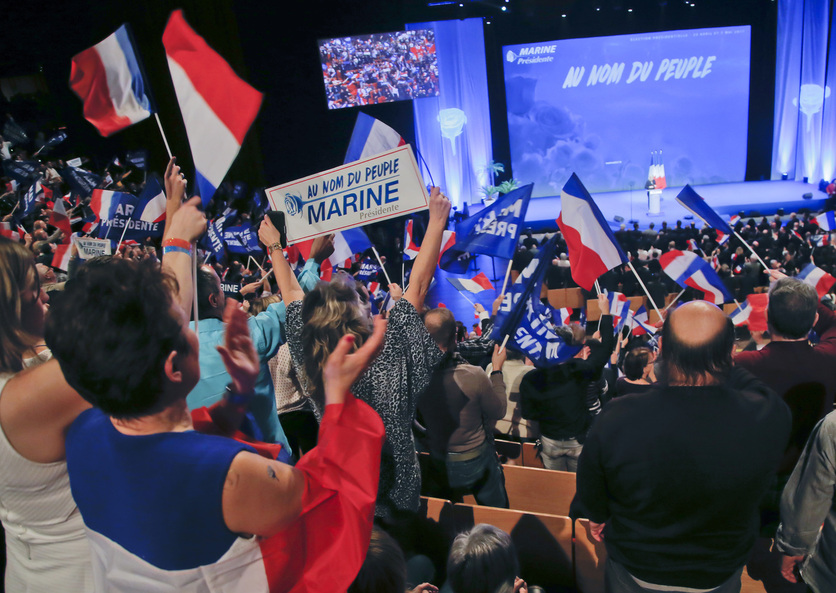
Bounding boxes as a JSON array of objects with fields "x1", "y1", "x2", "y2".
[
  {"x1": 163, "y1": 237, "x2": 192, "y2": 251},
  {"x1": 162, "y1": 245, "x2": 192, "y2": 257},
  {"x1": 268, "y1": 241, "x2": 282, "y2": 254}
]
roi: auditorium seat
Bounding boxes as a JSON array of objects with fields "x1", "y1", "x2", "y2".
[
  {"x1": 452, "y1": 503, "x2": 574, "y2": 590},
  {"x1": 501, "y1": 465, "x2": 577, "y2": 516},
  {"x1": 417, "y1": 497, "x2": 457, "y2": 581},
  {"x1": 547, "y1": 288, "x2": 567, "y2": 310},
  {"x1": 521, "y1": 442, "x2": 545, "y2": 469},
  {"x1": 494, "y1": 438, "x2": 522, "y2": 465}
]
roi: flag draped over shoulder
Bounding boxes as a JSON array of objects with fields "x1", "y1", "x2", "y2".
[
  {"x1": 659, "y1": 249, "x2": 732, "y2": 305},
  {"x1": 70, "y1": 24, "x2": 154, "y2": 137},
  {"x1": 675, "y1": 185, "x2": 733, "y2": 234},
  {"x1": 453, "y1": 183, "x2": 532, "y2": 260},
  {"x1": 344, "y1": 112, "x2": 405, "y2": 164},
  {"x1": 163, "y1": 9, "x2": 263, "y2": 206},
  {"x1": 490, "y1": 235, "x2": 581, "y2": 367},
  {"x1": 557, "y1": 173, "x2": 627, "y2": 291}
]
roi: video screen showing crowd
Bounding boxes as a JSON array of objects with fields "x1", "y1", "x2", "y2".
[{"x1": 319, "y1": 29, "x2": 440, "y2": 109}]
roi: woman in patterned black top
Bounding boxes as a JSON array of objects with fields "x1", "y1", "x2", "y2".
[{"x1": 260, "y1": 188, "x2": 451, "y2": 520}]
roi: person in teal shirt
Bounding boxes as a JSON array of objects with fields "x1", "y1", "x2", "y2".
[{"x1": 187, "y1": 248, "x2": 328, "y2": 455}]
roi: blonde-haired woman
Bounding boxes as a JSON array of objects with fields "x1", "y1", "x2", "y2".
[
  {"x1": 261, "y1": 187, "x2": 451, "y2": 521},
  {"x1": 0, "y1": 237, "x2": 92, "y2": 591}
]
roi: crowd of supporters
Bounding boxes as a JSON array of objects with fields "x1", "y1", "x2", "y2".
[{"x1": 4, "y1": 113, "x2": 836, "y2": 592}]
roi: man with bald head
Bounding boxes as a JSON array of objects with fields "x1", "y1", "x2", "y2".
[{"x1": 574, "y1": 301, "x2": 790, "y2": 593}]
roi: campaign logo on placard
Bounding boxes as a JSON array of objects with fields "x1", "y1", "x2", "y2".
[
  {"x1": 284, "y1": 193, "x2": 305, "y2": 218},
  {"x1": 507, "y1": 44, "x2": 557, "y2": 64}
]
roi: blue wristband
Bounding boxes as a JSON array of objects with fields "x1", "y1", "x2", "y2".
[{"x1": 162, "y1": 245, "x2": 191, "y2": 256}]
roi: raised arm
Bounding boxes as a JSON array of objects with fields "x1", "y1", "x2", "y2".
[
  {"x1": 258, "y1": 217, "x2": 304, "y2": 305},
  {"x1": 161, "y1": 196, "x2": 207, "y2": 313},
  {"x1": 405, "y1": 187, "x2": 451, "y2": 310},
  {"x1": 162, "y1": 157, "x2": 187, "y2": 239},
  {"x1": 221, "y1": 316, "x2": 387, "y2": 537}
]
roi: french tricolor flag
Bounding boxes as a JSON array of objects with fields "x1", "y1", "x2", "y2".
[
  {"x1": 89, "y1": 189, "x2": 129, "y2": 227},
  {"x1": 69, "y1": 24, "x2": 154, "y2": 137},
  {"x1": 446, "y1": 272, "x2": 494, "y2": 294},
  {"x1": 797, "y1": 263, "x2": 836, "y2": 299},
  {"x1": 606, "y1": 291, "x2": 632, "y2": 331},
  {"x1": 716, "y1": 215, "x2": 740, "y2": 245},
  {"x1": 438, "y1": 230, "x2": 457, "y2": 264},
  {"x1": 296, "y1": 228, "x2": 373, "y2": 281},
  {"x1": 557, "y1": 173, "x2": 628, "y2": 291},
  {"x1": 813, "y1": 211, "x2": 836, "y2": 233},
  {"x1": 730, "y1": 301, "x2": 752, "y2": 326},
  {"x1": 0, "y1": 222, "x2": 25, "y2": 242},
  {"x1": 344, "y1": 112, "x2": 406, "y2": 164},
  {"x1": 163, "y1": 10, "x2": 263, "y2": 206},
  {"x1": 660, "y1": 249, "x2": 733, "y2": 305},
  {"x1": 403, "y1": 219, "x2": 420, "y2": 261},
  {"x1": 557, "y1": 307, "x2": 573, "y2": 325}
]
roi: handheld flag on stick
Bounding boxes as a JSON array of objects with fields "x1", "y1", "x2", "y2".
[
  {"x1": 605, "y1": 291, "x2": 632, "y2": 331},
  {"x1": 557, "y1": 173, "x2": 628, "y2": 291},
  {"x1": 163, "y1": 9, "x2": 263, "y2": 206},
  {"x1": 730, "y1": 301, "x2": 752, "y2": 326},
  {"x1": 344, "y1": 112, "x2": 406, "y2": 163},
  {"x1": 675, "y1": 185, "x2": 733, "y2": 235},
  {"x1": 659, "y1": 249, "x2": 733, "y2": 305},
  {"x1": 446, "y1": 272, "x2": 494, "y2": 294},
  {"x1": 403, "y1": 219, "x2": 420, "y2": 261},
  {"x1": 797, "y1": 263, "x2": 836, "y2": 299},
  {"x1": 452, "y1": 183, "x2": 532, "y2": 260},
  {"x1": 70, "y1": 24, "x2": 154, "y2": 137},
  {"x1": 490, "y1": 235, "x2": 582, "y2": 367}
]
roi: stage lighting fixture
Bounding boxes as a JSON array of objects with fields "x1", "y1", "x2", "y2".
[
  {"x1": 628, "y1": 8, "x2": 633, "y2": 12},
  {"x1": 501, "y1": 5, "x2": 506, "y2": 10},
  {"x1": 596, "y1": 7, "x2": 601, "y2": 10},
  {"x1": 561, "y1": 13, "x2": 567, "y2": 17},
  {"x1": 781, "y1": 173, "x2": 789, "y2": 180}
]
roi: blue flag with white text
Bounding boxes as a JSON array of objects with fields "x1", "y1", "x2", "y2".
[{"x1": 453, "y1": 183, "x2": 533, "y2": 260}]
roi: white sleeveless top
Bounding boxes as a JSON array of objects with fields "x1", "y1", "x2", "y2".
[{"x1": 0, "y1": 373, "x2": 92, "y2": 592}]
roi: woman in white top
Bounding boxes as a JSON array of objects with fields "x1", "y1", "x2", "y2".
[{"x1": 0, "y1": 238, "x2": 92, "y2": 592}]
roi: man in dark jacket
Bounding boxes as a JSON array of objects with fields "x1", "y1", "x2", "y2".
[{"x1": 574, "y1": 301, "x2": 791, "y2": 592}]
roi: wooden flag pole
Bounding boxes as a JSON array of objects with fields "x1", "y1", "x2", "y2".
[
  {"x1": 594, "y1": 279, "x2": 604, "y2": 332},
  {"x1": 664, "y1": 288, "x2": 686, "y2": 311},
  {"x1": 155, "y1": 114, "x2": 173, "y2": 160},
  {"x1": 500, "y1": 259, "x2": 513, "y2": 294},
  {"x1": 733, "y1": 231, "x2": 769, "y2": 271},
  {"x1": 628, "y1": 260, "x2": 663, "y2": 320},
  {"x1": 371, "y1": 246, "x2": 393, "y2": 287}
]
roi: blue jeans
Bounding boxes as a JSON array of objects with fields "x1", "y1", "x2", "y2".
[
  {"x1": 539, "y1": 435, "x2": 582, "y2": 472},
  {"x1": 444, "y1": 440, "x2": 509, "y2": 508}
]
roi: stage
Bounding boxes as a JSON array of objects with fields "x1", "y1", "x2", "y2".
[{"x1": 471, "y1": 180, "x2": 831, "y2": 233}]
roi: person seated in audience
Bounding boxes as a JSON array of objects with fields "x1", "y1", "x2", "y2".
[
  {"x1": 574, "y1": 300, "x2": 791, "y2": 592},
  {"x1": 0, "y1": 238, "x2": 93, "y2": 591},
  {"x1": 262, "y1": 187, "x2": 450, "y2": 523},
  {"x1": 46, "y1": 239, "x2": 386, "y2": 591},
  {"x1": 615, "y1": 346, "x2": 656, "y2": 397},
  {"x1": 776, "y1": 410, "x2": 836, "y2": 592},
  {"x1": 350, "y1": 526, "x2": 438, "y2": 593},
  {"x1": 446, "y1": 524, "x2": 527, "y2": 593},
  {"x1": 418, "y1": 308, "x2": 508, "y2": 507},
  {"x1": 519, "y1": 293, "x2": 613, "y2": 472}
]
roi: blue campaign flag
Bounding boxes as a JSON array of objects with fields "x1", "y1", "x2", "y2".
[
  {"x1": 98, "y1": 192, "x2": 164, "y2": 244},
  {"x1": 454, "y1": 183, "x2": 533, "y2": 260},
  {"x1": 61, "y1": 166, "x2": 102, "y2": 198},
  {"x1": 490, "y1": 234, "x2": 582, "y2": 367},
  {"x1": 491, "y1": 234, "x2": 557, "y2": 341},
  {"x1": 3, "y1": 160, "x2": 40, "y2": 184},
  {"x1": 675, "y1": 185, "x2": 732, "y2": 234},
  {"x1": 357, "y1": 258, "x2": 380, "y2": 282},
  {"x1": 125, "y1": 149, "x2": 148, "y2": 170},
  {"x1": 37, "y1": 131, "x2": 68, "y2": 153},
  {"x1": 17, "y1": 181, "x2": 43, "y2": 219},
  {"x1": 202, "y1": 214, "x2": 229, "y2": 263},
  {"x1": 223, "y1": 222, "x2": 262, "y2": 255}
]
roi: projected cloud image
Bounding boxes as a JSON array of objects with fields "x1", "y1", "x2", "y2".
[{"x1": 503, "y1": 26, "x2": 751, "y2": 196}]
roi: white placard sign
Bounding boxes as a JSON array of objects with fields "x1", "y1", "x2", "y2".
[
  {"x1": 66, "y1": 157, "x2": 83, "y2": 168},
  {"x1": 265, "y1": 144, "x2": 429, "y2": 245},
  {"x1": 75, "y1": 237, "x2": 112, "y2": 259}
]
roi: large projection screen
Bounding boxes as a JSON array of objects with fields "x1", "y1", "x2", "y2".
[{"x1": 503, "y1": 26, "x2": 751, "y2": 196}]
